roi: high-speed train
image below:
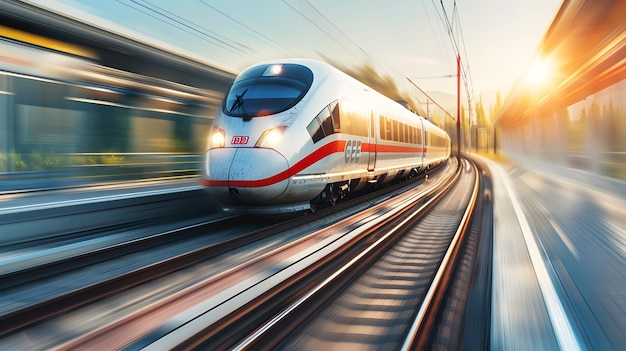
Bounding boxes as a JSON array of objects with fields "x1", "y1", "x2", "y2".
[{"x1": 201, "y1": 59, "x2": 451, "y2": 213}]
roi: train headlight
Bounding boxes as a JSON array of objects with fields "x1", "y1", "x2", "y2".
[
  {"x1": 255, "y1": 126, "x2": 286, "y2": 148},
  {"x1": 209, "y1": 126, "x2": 225, "y2": 148}
]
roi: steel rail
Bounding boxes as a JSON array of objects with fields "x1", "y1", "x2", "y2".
[
  {"x1": 224, "y1": 160, "x2": 465, "y2": 351},
  {"x1": 107, "y1": 160, "x2": 459, "y2": 350},
  {"x1": 0, "y1": 161, "x2": 455, "y2": 349},
  {"x1": 400, "y1": 158, "x2": 480, "y2": 350},
  {"x1": 0, "y1": 214, "x2": 275, "y2": 337}
]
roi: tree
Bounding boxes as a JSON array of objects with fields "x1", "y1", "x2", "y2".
[
  {"x1": 489, "y1": 91, "x2": 503, "y2": 125},
  {"x1": 605, "y1": 95, "x2": 619, "y2": 151},
  {"x1": 475, "y1": 98, "x2": 487, "y2": 126}
]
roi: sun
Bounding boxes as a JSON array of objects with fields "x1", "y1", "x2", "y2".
[{"x1": 524, "y1": 57, "x2": 553, "y2": 86}]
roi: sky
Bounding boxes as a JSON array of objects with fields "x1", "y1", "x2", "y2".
[{"x1": 28, "y1": 0, "x2": 563, "y2": 101}]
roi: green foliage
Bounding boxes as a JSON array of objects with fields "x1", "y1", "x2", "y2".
[
  {"x1": 0, "y1": 151, "x2": 125, "y2": 172},
  {"x1": 6, "y1": 150, "x2": 27, "y2": 172},
  {"x1": 99, "y1": 154, "x2": 125, "y2": 165}
]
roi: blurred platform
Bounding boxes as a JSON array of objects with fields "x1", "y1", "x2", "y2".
[
  {"x1": 0, "y1": 176, "x2": 221, "y2": 248},
  {"x1": 0, "y1": 153, "x2": 204, "y2": 193},
  {"x1": 482, "y1": 154, "x2": 625, "y2": 351}
]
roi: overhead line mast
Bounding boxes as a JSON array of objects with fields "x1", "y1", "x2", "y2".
[
  {"x1": 436, "y1": 0, "x2": 472, "y2": 157},
  {"x1": 457, "y1": 54, "x2": 461, "y2": 157}
]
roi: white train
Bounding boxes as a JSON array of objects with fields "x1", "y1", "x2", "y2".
[{"x1": 201, "y1": 59, "x2": 451, "y2": 213}]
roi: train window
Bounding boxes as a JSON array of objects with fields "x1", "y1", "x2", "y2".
[
  {"x1": 405, "y1": 124, "x2": 409, "y2": 143},
  {"x1": 223, "y1": 64, "x2": 313, "y2": 118},
  {"x1": 338, "y1": 100, "x2": 368, "y2": 137},
  {"x1": 392, "y1": 120, "x2": 398, "y2": 142},
  {"x1": 330, "y1": 101, "x2": 340, "y2": 131},
  {"x1": 404, "y1": 123, "x2": 409, "y2": 143},
  {"x1": 319, "y1": 106, "x2": 335, "y2": 136},
  {"x1": 307, "y1": 102, "x2": 338, "y2": 143},
  {"x1": 235, "y1": 64, "x2": 268, "y2": 81},
  {"x1": 380, "y1": 116, "x2": 392, "y2": 140},
  {"x1": 307, "y1": 117, "x2": 325, "y2": 143}
]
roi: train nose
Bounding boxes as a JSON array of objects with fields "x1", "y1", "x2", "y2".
[{"x1": 206, "y1": 148, "x2": 289, "y2": 204}]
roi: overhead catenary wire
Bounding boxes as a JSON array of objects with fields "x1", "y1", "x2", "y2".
[
  {"x1": 117, "y1": 0, "x2": 259, "y2": 59},
  {"x1": 124, "y1": 0, "x2": 475, "y2": 124},
  {"x1": 451, "y1": 2, "x2": 475, "y2": 115},
  {"x1": 406, "y1": 77, "x2": 456, "y2": 121},
  {"x1": 283, "y1": 0, "x2": 458, "y2": 121},
  {"x1": 431, "y1": 0, "x2": 475, "y2": 121},
  {"x1": 281, "y1": 0, "x2": 366, "y2": 64},
  {"x1": 197, "y1": 0, "x2": 300, "y2": 57},
  {"x1": 421, "y1": 0, "x2": 454, "y2": 71}
]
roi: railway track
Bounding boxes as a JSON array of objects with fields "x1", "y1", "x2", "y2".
[
  {"x1": 225, "y1": 158, "x2": 483, "y2": 350},
  {"x1": 0, "y1": 215, "x2": 261, "y2": 336},
  {"x1": 0, "y1": 157, "x2": 496, "y2": 350}
]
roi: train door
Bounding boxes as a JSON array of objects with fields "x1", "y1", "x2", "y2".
[
  {"x1": 424, "y1": 124, "x2": 431, "y2": 168},
  {"x1": 367, "y1": 110, "x2": 376, "y2": 171},
  {"x1": 419, "y1": 119, "x2": 426, "y2": 167}
]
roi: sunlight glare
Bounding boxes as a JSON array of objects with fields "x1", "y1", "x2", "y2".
[
  {"x1": 524, "y1": 58, "x2": 552, "y2": 86},
  {"x1": 270, "y1": 64, "x2": 282, "y2": 75}
]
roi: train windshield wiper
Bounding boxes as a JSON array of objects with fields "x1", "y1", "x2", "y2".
[{"x1": 229, "y1": 88, "x2": 248, "y2": 113}]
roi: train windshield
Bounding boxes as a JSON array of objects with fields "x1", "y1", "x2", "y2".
[{"x1": 223, "y1": 64, "x2": 314, "y2": 118}]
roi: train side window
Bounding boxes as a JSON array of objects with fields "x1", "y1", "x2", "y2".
[
  {"x1": 318, "y1": 106, "x2": 334, "y2": 137},
  {"x1": 404, "y1": 123, "x2": 410, "y2": 143},
  {"x1": 379, "y1": 116, "x2": 385, "y2": 140},
  {"x1": 392, "y1": 120, "x2": 399, "y2": 142},
  {"x1": 330, "y1": 101, "x2": 340, "y2": 132},
  {"x1": 307, "y1": 117, "x2": 324, "y2": 143}
]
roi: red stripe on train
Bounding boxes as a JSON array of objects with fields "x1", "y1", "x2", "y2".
[{"x1": 200, "y1": 140, "x2": 426, "y2": 188}]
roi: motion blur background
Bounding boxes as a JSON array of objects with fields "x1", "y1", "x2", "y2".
[{"x1": 0, "y1": 0, "x2": 624, "y2": 188}]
